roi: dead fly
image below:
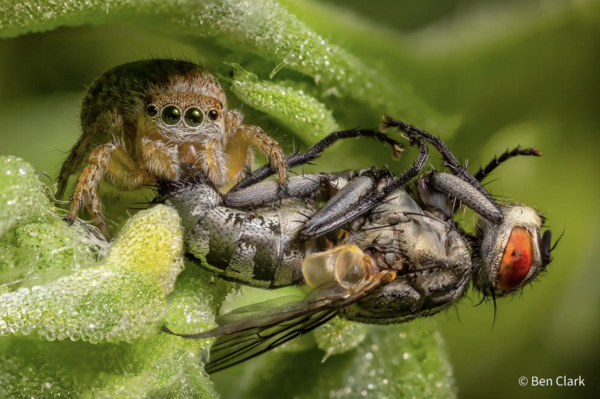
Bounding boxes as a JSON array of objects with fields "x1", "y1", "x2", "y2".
[
  {"x1": 160, "y1": 117, "x2": 556, "y2": 373},
  {"x1": 58, "y1": 59, "x2": 289, "y2": 238}
]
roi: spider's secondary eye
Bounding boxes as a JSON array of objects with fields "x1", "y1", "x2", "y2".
[
  {"x1": 161, "y1": 106, "x2": 182, "y2": 125},
  {"x1": 184, "y1": 108, "x2": 204, "y2": 127},
  {"x1": 208, "y1": 109, "x2": 219, "y2": 121},
  {"x1": 146, "y1": 105, "x2": 158, "y2": 117}
]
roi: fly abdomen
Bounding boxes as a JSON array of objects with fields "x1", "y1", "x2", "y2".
[{"x1": 172, "y1": 182, "x2": 308, "y2": 288}]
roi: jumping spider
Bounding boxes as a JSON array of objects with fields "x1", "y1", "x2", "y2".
[{"x1": 57, "y1": 59, "x2": 288, "y2": 238}]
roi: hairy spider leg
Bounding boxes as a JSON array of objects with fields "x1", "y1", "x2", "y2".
[
  {"x1": 67, "y1": 137, "x2": 183, "y2": 238},
  {"x1": 224, "y1": 109, "x2": 289, "y2": 186}
]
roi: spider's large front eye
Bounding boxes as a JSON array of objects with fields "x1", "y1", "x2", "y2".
[
  {"x1": 184, "y1": 107, "x2": 204, "y2": 127},
  {"x1": 161, "y1": 106, "x2": 182, "y2": 125}
]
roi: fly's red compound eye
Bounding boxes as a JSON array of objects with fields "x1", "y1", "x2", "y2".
[{"x1": 496, "y1": 227, "x2": 533, "y2": 291}]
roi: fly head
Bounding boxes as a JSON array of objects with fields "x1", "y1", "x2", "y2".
[{"x1": 474, "y1": 204, "x2": 553, "y2": 297}]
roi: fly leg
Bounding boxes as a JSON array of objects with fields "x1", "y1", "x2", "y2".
[
  {"x1": 227, "y1": 128, "x2": 403, "y2": 193},
  {"x1": 475, "y1": 146, "x2": 541, "y2": 182},
  {"x1": 300, "y1": 137, "x2": 429, "y2": 240},
  {"x1": 224, "y1": 174, "x2": 325, "y2": 208},
  {"x1": 419, "y1": 172, "x2": 504, "y2": 224},
  {"x1": 381, "y1": 116, "x2": 504, "y2": 224},
  {"x1": 225, "y1": 168, "x2": 394, "y2": 209},
  {"x1": 296, "y1": 173, "x2": 381, "y2": 231},
  {"x1": 432, "y1": 146, "x2": 540, "y2": 222},
  {"x1": 380, "y1": 116, "x2": 482, "y2": 187}
]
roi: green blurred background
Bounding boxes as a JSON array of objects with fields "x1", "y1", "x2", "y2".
[{"x1": 1, "y1": 0, "x2": 599, "y2": 397}]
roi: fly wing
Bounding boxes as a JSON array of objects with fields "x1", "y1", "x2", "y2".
[
  {"x1": 215, "y1": 296, "x2": 304, "y2": 325},
  {"x1": 206, "y1": 307, "x2": 338, "y2": 373},
  {"x1": 163, "y1": 272, "x2": 395, "y2": 373}
]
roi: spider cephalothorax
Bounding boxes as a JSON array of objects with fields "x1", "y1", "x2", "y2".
[{"x1": 57, "y1": 59, "x2": 288, "y2": 238}]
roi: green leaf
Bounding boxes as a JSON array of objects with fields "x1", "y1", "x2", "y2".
[
  {"x1": 212, "y1": 321, "x2": 456, "y2": 399},
  {"x1": 218, "y1": 63, "x2": 339, "y2": 141},
  {"x1": 0, "y1": 160, "x2": 230, "y2": 398},
  {"x1": 0, "y1": 156, "x2": 52, "y2": 236}
]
